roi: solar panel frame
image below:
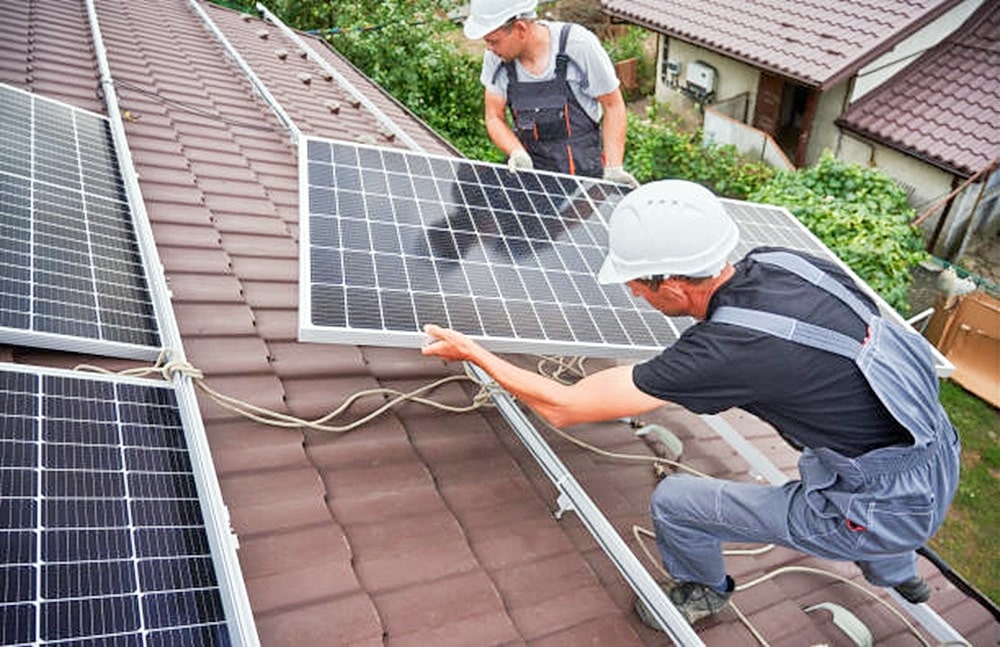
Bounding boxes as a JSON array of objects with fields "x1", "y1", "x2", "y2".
[
  {"x1": 0, "y1": 362, "x2": 244, "y2": 646},
  {"x1": 299, "y1": 138, "x2": 690, "y2": 359},
  {"x1": 299, "y1": 139, "x2": 951, "y2": 375},
  {"x1": 0, "y1": 83, "x2": 162, "y2": 361}
]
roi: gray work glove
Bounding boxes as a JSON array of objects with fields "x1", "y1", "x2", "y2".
[
  {"x1": 603, "y1": 165, "x2": 640, "y2": 188},
  {"x1": 507, "y1": 148, "x2": 534, "y2": 173}
]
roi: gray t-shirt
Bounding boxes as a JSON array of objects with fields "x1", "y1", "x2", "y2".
[{"x1": 479, "y1": 21, "x2": 619, "y2": 124}]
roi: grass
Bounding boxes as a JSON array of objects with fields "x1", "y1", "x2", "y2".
[{"x1": 928, "y1": 379, "x2": 1000, "y2": 606}]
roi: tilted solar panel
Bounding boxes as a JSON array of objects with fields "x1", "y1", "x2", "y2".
[
  {"x1": 0, "y1": 364, "x2": 236, "y2": 645},
  {"x1": 299, "y1": 139, "x2": 940, "y2": 367},
  {"x1": 299, "y1": 139, "x2": 692, "y2": 358},
  {"x1": 0, "y1": 83, "x2": 161, "y2": 360}
]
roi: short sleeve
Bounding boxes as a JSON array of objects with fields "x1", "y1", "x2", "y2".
[
  {"x1": 480, "y1": 51, "x2": 508, "y2": 98},
  {"x1": 564, "y1": 25, "x2": 619, "y2": 98}
]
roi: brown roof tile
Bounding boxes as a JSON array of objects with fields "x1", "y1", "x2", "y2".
[
  {"x1": 600, "y1": 0, "x2": 962, "y2": 88},
  {"x1": 3, "y1": 0, "x2": 997, "y2": 644},
  {"x1": 837, "y1": 1, "x2": 999, "y2": 177}
]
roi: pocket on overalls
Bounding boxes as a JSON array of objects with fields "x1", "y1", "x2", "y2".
[
  {"x1": 850, "y1": 492, "x2": 936, "y2": 554},
  {"x1": 516, "y1": 107, "x2": 567, "y2": 141}
]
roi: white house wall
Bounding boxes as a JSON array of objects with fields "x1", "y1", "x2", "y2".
[
  {"x1": 838, "y1": 133, "x2": 955, "y2": 242},
  {"x1": 851, "y1": 0, "x2": 985, "y2": 101},
  {"x1": 656, "y1": 37, "x2": 759, "y2": 118}
]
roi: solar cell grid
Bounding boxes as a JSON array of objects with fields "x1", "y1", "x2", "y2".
[
  {"x1": 0, "y1": 83, "x2": 161, "y2": 359},
  {"x1": 301, "y1": 139, "x2": 688, "y2": 358},
  {"x1": 0, "y1": 365, "x2": 233, "y2": 646}
]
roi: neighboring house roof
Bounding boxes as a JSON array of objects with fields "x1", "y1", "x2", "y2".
[
  {"x1": 2, "y1": 0, "x2": 998, "y2": 645},
  {"x1": 836, "y1": 1, "x2": 1000, "y2": 178},
  {"x1": 600, "y1": 0, "x2": 963, "y2": 89}
]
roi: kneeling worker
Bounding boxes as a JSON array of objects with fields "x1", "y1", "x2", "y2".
[
  {"x1": 422, "y1": 180, "x2": 959, "y2": 628},
  {"x1": 464, "y1": 0, "x2": 638, "y2": 186}
]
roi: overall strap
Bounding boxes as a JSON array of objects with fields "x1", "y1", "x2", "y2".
[
  {"x1": 554, "y1": 23, "x2": 572, "y2": 78},
  {"x1": 749, "y1": 252, "x2": 877, "y2": 325},
  {"x1": 712, "y1": 307, "x2": 863, "y2": 359}
]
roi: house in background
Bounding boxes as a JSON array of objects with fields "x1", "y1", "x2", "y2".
[
  {"x1": 1, "y1": 0, "x2": 998, "y2": 645},
  {"x1": 600, "y1": 0, "x2": 997, "y2": 262},
  {"x1": 836, "y1": 0, "x2": 999, "y2": 261}
]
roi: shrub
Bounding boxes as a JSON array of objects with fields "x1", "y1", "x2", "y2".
[
  {"x1": 625, "y1": 110, "x2": 773, "y2": 199},
  {"x1": 750, "y1": 152, "x2": 927, "y2": 313}
]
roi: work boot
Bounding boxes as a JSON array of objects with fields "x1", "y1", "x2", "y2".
[
  {"x1": 894, "y1": 575, "x2": 931, "y2": 604},
  {"x1": 635, "y1": 577, "x2": 733, "y2": 629}
]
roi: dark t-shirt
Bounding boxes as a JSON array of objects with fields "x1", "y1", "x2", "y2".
[{"x1": 632, "y1": 247, "x2": 911, "y2": 457}]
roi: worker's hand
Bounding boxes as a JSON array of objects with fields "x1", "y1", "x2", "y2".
[
  {"x1": 603, "y1": 165, "x2": 639, "y2": 188},
  {"x1": 507, "y1": 148, "x2": 534, "y2": 173},
  {"x1": 421, "y1": 323, "x2": 479, "y2": 363}
]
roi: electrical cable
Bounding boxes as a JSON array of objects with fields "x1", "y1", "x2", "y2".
[
  {"x1": 110, "y1": 79, "x2": 285, "y2": 133},
  {"x1": 74, "y1": 349, "x2": 496, "y2": 433},
  {"x1": 79, "y1": 351, "x2": 978, "y2": 644}
]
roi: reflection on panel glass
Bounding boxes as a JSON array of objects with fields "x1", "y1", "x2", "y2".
[{"x1": 303, "y1": 139, "x2": 688, "y2": 358}]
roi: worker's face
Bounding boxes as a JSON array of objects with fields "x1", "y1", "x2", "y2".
[
  {"x1": 483, "y1": 20, "x2": 521, "y2": 61},
  {"x1": 626, "y1": 279, "x2": 688, "y2": 317}
]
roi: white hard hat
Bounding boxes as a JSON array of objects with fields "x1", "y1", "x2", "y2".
[
  {"x1": 597, "y1": 180, "x2": 739, "y2": 284},
  {"x1": 463, "y1": 0, "x2": 538, "y2": 40}
]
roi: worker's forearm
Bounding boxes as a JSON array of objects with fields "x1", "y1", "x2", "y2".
[
  {"x1": 465, "y1": 343, "x2": 573, "y2": 423},
  {"x1": 485, "y1": 114, "x2": 524, "y2": 157},
  {"x1": 601, "y1": 99, "x2": 628, "y2": 167}
]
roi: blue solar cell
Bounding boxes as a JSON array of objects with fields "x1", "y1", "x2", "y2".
[
  {"x1": 0, "y1": 85, "x2": 161, "y2": 356},
  {"x1": 0, "y1": 366, "x2": 235, "y2": 644}
]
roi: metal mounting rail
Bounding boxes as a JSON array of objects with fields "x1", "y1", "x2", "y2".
[
  {"x1": 186, "y1": 0, "x2": 300, "y2": 143},
  {"x1": 256, "y1": 2, "x2": 426, "y2": 152},
  {"x1": 85, "y1": 1, "x2": 260, "y2": 643},
  {"x1": 466, "y1": 364, "x2": 705, "y2": 646}
]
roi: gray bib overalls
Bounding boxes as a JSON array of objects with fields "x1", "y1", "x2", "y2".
[
  {"x1": 497, "y1": 24, "x2": 603, "y2": 177},
  {"x1": 650, "y1": 252, "x2": 960, "y2": 589}
]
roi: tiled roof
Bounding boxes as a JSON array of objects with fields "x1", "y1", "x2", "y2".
[
  {"x1": 599, "y1": 0, "x2": 962, "y2": 88},
  {"x1": 837, "y1": 1, "x2": 1000, "y2": 178},
  {"x1": 3, "y1": 0, "x2": 999, "y2": 645}
]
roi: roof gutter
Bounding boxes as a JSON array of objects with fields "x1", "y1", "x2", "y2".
[{"x1": 84, "y1": 1, "x2": 260, "y2": 644}]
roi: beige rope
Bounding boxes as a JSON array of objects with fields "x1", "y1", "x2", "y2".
[{"x1": 75, "y1": 349, "x2": 495, "y2": 433}]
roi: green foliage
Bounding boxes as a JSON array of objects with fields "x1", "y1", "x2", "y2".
[
  {"x1": 326, "y1": 1, "x2": 501, "y2": 162},
  {"x1": 750, "y1": 152, "x2": 926, "y2": 313},
  {"x1": 624, "y1": 110, "x2": 774, "y2": 199},
  {"x1": 602, "y1": 26, "x2": 655, "y2": 98},
  {"x1": 931, "y1": 380, "x2": 1000, "y2": 605}
]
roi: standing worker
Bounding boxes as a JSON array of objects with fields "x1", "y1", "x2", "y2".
[
  {"x1": 421, "y1": 180, "x2": 959, "y2": 629},
  {"x1": 463, "y1": 0, "x2": 638, "y2": 186}
]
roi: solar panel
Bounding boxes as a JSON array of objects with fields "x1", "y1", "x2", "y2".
[
  {"x1": 299, "y1": 139, "x2": 692, "y2": 358},
  {"x1": 299, "y1": 139, "x2": 940, "y2": 364},
  {"x1": 0, "y1": 83, "x2": 161, "y2": 360},
  {"x1": 0, "y1": 363, "x2": 237, "y2": 645}
]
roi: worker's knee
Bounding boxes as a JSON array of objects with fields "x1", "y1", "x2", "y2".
[{"x1": 650, "y1": 474, "x2": 704, "y2": 523}]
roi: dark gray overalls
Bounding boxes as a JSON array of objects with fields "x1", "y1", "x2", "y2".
[
  {"x1": 650, "y1": 251, "x2": 961, "y2": 589},
  {"x1": 496, "y1": 24, "x2": 603, "y2": 177}
]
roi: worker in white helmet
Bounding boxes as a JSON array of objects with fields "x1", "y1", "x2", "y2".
[
  {"x1": 463, "y1": 0, "x2": 638, "y2": 186},
  {"x1": 422, "y1": 180, "x2": 959, "y2": 629}
]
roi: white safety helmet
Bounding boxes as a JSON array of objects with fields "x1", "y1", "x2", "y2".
[
  {"x1": 597, "y1": 180, "x2": 739, "y2": 284},
  {"x1": 463, "y1": 0, "x2": 538, "y2": 40}
]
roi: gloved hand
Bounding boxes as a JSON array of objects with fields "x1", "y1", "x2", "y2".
[
  {"x1": 603, "y1": 165, "x2": 639, "y2": 188},
  {"x1": 507, "y1": 148, "x2": 534, "y2": 173}
]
